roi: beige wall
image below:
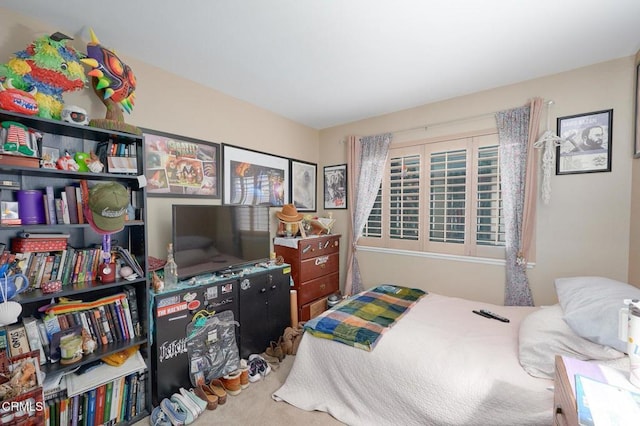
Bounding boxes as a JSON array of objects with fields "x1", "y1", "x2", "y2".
[
  {"x1": 630, "y1": 50, "x2": 640, "y2": 285},
  {"x1": 0, "y1": 9, "x2": 319, "y2": 261},
  {"x1": 2, "y1": 9, "x2": 638, "y2": 306},
  {"x1": 321, "y1": 57, "x2": 636, "y2": 306}
]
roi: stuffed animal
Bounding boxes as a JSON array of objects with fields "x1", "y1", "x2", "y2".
[{"x1": 0, "y1": 32, "x2": 87, "y2": 120}]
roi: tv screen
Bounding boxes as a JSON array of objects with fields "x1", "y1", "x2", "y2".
[{"x1": 172, "y1": 204, "x2": 271, "y2": 278}]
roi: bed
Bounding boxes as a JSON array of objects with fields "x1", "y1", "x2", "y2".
[{"x1": 273, "y1": 278, "x2": 635, "y2": 426}]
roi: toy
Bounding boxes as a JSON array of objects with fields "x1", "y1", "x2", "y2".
[
  {"x1": 56, "y1": 151, "x2": 79, "y2": 171},
  {"x1": 81, "y1": 29, "x2": 140, "y2": 135},
  {"x1": 85, "y1": 150, "x2": 104, "y2": 173},
  {"x1": 0, "y1": 32, "x2": 87, "y2": 120},
  {"x1": 73, "y1": 152, "x2": 90, "y2": 172},
  {"x1": 1, "y1": 121, "x2": 38, "y2": 156},
  {"x1": 0, "y1": 79, "x2": 38, "y2": 115},
  {"x1": 61, "y1": 104, "x2": 89, "y2": 125}
]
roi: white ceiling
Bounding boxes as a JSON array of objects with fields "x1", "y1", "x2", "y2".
[{"x1": 2, "y1": 0, "x2": 640, "y2": 129}]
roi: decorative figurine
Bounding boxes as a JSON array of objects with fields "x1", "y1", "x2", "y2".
[
  {"x1": 81, "y1": 29, "x2": 140, "y2": 135},
  {"x1": 61, "y1": 105, "x2": 89, "y2": 125}
]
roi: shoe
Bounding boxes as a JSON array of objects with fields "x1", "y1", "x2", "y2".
[
  {"x1": 194, "y1": 384, "x2": 218, "y2": 410},
  {"x1": 219, "y1": 370, "x2": 242, "y2": 395},
  {"x1": 247, "y1": 354, "x2": 271, "y2": 382},
  {"x1": 281, "y1": 327, "x2": 297, "y2": 355},
  {"x1": 207, "y1": 379, "x2": 228, "y2": 405},
  {"x1": 180, "y1": 387, "x2": 207, "y2": 415},
  {"x1": 150, "y1": 405, "x2": 171, "y2": 426},
  {"x1": 265, "y1": 338, "x2": 285, "y2": 362},
  {"x1": 159, "y1": 398, "x2": 187, "y2": 426},
  {"x1": 238, "y1": 359, "x2": 250, "y2": 389},
  {"x1": 170, "y1": 393, "x2": 197, "y2": 424}
]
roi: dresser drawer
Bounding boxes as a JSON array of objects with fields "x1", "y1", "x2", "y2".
[
  {"x1": 300, "y1": 252, "x2": 339, "y2": 282},
  {"x1": 297, "y1": 271, "x2": 339, "y2": 306},
  {"x1": 299, "y1": 296, "x2": 329, "y2": 322},
  {"x1": 299, "y1": 235, "x2": 340, "y2": 260}
]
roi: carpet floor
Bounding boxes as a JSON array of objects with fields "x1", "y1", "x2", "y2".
[{"x1": 137, "y1": 355, "x2": 345, "y2": 425}]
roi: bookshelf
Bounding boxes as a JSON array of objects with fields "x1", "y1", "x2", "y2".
[{"x1": 0, "y1": 110, "x2": 149, "y2": 425}]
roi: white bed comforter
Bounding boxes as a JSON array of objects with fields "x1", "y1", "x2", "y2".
[{"x1": 273, "y1": 293, "x2": 553, "y2": 426}]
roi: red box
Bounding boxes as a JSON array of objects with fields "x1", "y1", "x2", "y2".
[
  {"x1": 10, "y1": 238, "x2": 68, "y2": 253},
  {"x1": 0, "y1": 153, "x2": 40, "y2": 168}
]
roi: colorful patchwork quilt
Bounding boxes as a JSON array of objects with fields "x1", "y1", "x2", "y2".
[{"x1": 303, "y1": 285, "x2": 426, "y2": 351}]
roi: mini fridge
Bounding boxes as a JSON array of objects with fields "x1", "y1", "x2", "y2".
[{"x1": 151, "y1": 276, "x2": 239, "y2": 404}]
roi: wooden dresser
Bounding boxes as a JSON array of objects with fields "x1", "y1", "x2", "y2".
[{"x1": 274, "y1": 234, "x2": 341, "y2": 321}]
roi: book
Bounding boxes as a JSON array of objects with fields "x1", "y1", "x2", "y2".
[
  {"x1": 92, "y1": 308, "x2": 108, "y2": 346},
  {"x1": 103, "y1": 381, "x2": 113, "y2": 424},
  {"x1": 0, "y1": 327, "x2": 8, "y2": 357},
  {"x1": 45, "y1": 186, "x2": 57, "y2": 225},
  {"x1": 6, "y1": 323, "x2": 31, "y2": 357},
  {"x1": 95, "y1": 384, "x2": 106, "y2": 425},
  {"x1": 107, "y1": 302, "x2": 123, "y2": 342},
  {"x1": 113, "y1": 299, "x2": 129, "y2": 341},
  {"x1": 576, "y1": 374, "x2": 640, "y2": 425},
  {"x1": 75, "y1": 186, "x2": 84, "y2": 224},
  {"x1": 23, "y1": 317, "x2": 46, "y2": 364},
  {"x1": 86, "y1": 388, "x2": 97, "y2": 426},
  {"x1": 98, "y1": 305, "x2": 114, "y2": 344},
  {"x1": 59, "y1": 191, "x2": 71, "y2": 225},
  {"x1": 110, "y1": 376, "x2": 122, "y2": 422},
  {"x1": 64, "y1": 186, "x2": 79, "y2": 224},
  {"x1": 122, "y1": 286, "x2": 139, "y2": 337}
]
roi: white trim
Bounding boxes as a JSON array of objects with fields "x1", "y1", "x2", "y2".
[{"x1": 356, "y1": 245, "x2": 535, "y2": 269}]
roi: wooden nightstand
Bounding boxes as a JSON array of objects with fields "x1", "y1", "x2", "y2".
[{"x1": 554, "y1": 355, "x2": 578, "y2": 426}]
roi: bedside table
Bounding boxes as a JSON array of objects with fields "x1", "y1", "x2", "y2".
[
  {"x1": 554, "y1": 355, "x2": 578, "y2": 426},
  {"x1": 554, "y1": 355, "x2": 640, "y2": 425}
]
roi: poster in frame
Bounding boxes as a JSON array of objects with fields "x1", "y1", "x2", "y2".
[
  {"x1": 323, "y1": 164, "x2": 347, "y2": 209},
  {"x1": 635, "y1": 62, "x2": 640, "y2": 158},
  {"x1": 222, "y1": 144, "x2": 289, "y2": 206},
  {"x1": 290, "y1": 159, "x2": 317, "y2": 212},
  {"x1": 142, "y1": 128, "x2": 220, "y2": 198},
  {"x1": 555, "y1": 109, "x2": 613, "y2": 175}
]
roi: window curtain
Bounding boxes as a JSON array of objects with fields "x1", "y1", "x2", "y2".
[
  {"x1": 495, "y1": 98, "x2": 543, "y2": 306},
  {"x1": 344, "y1": 133, "x2": 392, "y2": 296}
]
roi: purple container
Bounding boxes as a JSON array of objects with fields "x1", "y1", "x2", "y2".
[{"x1": 17, "y1": 190, "x2": 46, "y2": 224}]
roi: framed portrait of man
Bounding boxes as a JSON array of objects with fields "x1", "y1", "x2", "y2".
[{"x1": 556, "y1": 109, "x2": 613, "y2": 175}]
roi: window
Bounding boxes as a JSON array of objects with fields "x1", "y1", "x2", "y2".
[{"x1": 361, "y1": 131, "x2": 505, "y2": 259}]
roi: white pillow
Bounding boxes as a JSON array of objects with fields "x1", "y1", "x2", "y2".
[
  {"x1": 555, "y1": 276, "x2": 640, "y2": 353},
  {"x1": 519, "y1": 304, "x2": 624, "y2": 379}
]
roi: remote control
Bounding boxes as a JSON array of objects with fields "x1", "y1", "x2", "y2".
[{"x1": 480, "y1": 309, "x2": 510, "y2": 323}]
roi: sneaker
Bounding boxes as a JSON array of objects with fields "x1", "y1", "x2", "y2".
[
  {"x1": 159, "y1": 398, "x2": 188, "y2": 426},
  {"x1": 180, "y1": 387, "x2": 207, "y2": 415},
  {"x1": 247, "y1": 354, "x2": 271, "y2": 382},
  {"x1": 220, "y1": 370, "x2": 242, "y2": 395},
  {"x1": 238, "y1": 359, "x2": 250, "y2": 389},
  {"x1": 150, "y1": 405, "x2": 171, "y2": 426}
]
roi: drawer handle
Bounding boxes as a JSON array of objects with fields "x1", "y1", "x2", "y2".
[
  {"x1": 320, "y1": 283, "x2": 326, "y2": 290},
  {"x1": 320, "y1": 264, "x2": 326, "y2": 269},
  {"x1": 260, "y1": 288, "x2": 266, "y2": 293},
  {"x1": 271, "y1": 285, "x2": 277, "y2": 290}
]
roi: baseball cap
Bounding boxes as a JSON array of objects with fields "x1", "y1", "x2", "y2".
[{"x1": 87, "y1": 182, "x2": 129, "y2": 234}]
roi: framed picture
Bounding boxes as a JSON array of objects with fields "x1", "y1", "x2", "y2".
[
  {"x1": 556, "y1": 109, "x2": 613, "y2": 175},
  {"x1": 324, "y1": 164, "x2": 347, "y2": 209},
  {"x1": 291, "y1": 159, "x2": 317, "y2": 212},
  {"x1": 222, "y1": 144, "x2": 289, "y2": 205},
  {"x1": 142, "y1": 129, "x2": 220, "y2": 198},
  {"x1": 635, "y1": 62, "x2": 640, "y2": 158}
]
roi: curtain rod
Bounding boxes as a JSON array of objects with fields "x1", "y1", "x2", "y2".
[{"x1": 388, "y1": 99, "x2": 552, "y2": 136}]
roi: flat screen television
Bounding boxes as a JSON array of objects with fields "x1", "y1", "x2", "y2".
[{"x1": 172, "y1": 204, "x2": 271, "y2": 278}]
